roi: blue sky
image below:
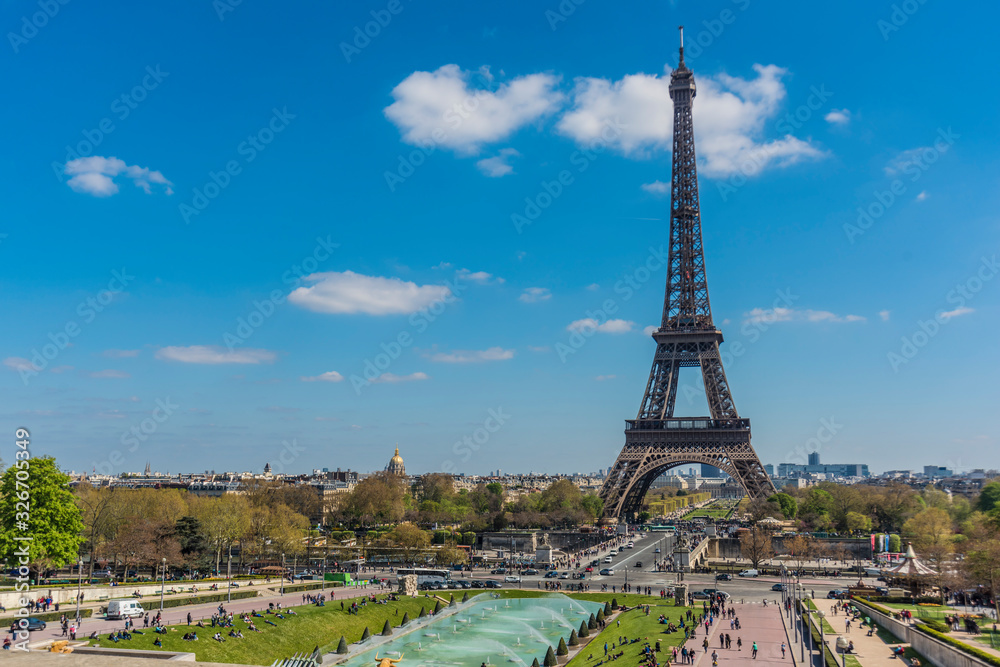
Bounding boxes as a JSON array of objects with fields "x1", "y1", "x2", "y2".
[{"x1": 2, "y1": 0, "x2": 999, "y2": 477}]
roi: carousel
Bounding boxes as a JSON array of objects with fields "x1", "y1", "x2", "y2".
[{"x1": 885, "y1": 543, "x2": 938, "y2": 595}]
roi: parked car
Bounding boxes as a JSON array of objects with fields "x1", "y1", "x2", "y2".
[
  {"x1": 470, "y1": 581, "x2": 485, "y2": 589},
  {"x1": 738, "y1": 569, "x2": 759, "y2": 578},
  {"x1": 599, "y1": 568, "x2": 614, "y2": 576},
  {"x1": 691, "y1": 591, "x2": 711, "y2": 600},
  {"x1": 715, "y1": 573, "x2": 732, "y2": 581},
  {"x1": 485, "y1": 580, "x2": 502, "y2": 588},
  {"x1": 22, "y1": 617, "x2": 46, "y2": 631}
]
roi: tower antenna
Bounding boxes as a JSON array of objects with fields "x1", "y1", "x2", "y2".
[{"x1": 678, "y1": 25, "x2": 685, "y2": 65}]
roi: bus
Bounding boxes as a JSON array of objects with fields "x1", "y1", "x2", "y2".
[{"x1": 396, "y1": 568, "x2": 452, "y2": 584}]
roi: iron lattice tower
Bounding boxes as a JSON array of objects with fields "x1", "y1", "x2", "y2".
[{"x1": 599, "y1": 28, "x2": 776, "y2": 520}]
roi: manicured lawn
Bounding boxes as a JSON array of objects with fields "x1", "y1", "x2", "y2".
[
  {"x1": 89, "y1": 595, "x2": 440, "y2": 665},
  {"x1": 803, "y1": 599, "x2": 838, "y2": 634},
  {"x1": 564, "y1": 599, "x2": 691, "y2": 666}
]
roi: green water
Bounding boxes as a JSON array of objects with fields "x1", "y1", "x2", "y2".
[{"x1": 337, "y1": 594, "x2": 603, "y2": 667}]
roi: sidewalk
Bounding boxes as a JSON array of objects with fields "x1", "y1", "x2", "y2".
[{"x1": 682, "y1": 602, "x2": 795, "y2": 666}]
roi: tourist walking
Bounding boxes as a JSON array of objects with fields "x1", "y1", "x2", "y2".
[{"x1": 752, "y1": 641, "x2": 758, "y2": 659}]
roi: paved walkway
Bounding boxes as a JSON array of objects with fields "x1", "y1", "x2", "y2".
[{"x1": 681, "y1": 602, "x2": 795, "y2": 666}]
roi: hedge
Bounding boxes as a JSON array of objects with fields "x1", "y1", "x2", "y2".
[
  {"x1": 863, "y1": 595, "x2": 940, "y2": 605},
  {"x1": 268, "y1": 582, "x2": 338, "y2": 594},
  {"x1": 159, "y1": 589, "x2": 260, "y2": 610},
  {"x1": 914, "y1": 623, "x2": 1000, "y2": 667},
  {"x1": 802, "y1": 601, "x2": 840, "y2": 667}
]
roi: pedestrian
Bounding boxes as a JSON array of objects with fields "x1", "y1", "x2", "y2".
[
  {"x1": 752, "y1": 641, "x2": 758, "y2": 659},
  {"x1": 187, "y1": 612, "x2": 192, "y2": 626},
  {"x1": 781, "y1": 642, "x2": 786, "y2": 658},
  {"x1": 703, "y1": 637, "x2": 709, "y2": 652},
  {"x1": 846, "y1": 618, "x2": 851, "y2": 633},
  {"x1": 737, "y1": 637, "x2": 742, "y2": 651}
]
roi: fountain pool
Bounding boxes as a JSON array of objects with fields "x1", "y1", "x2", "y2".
[{"x1": 335, "y1": 594, "x2": 603, "y2": 667}]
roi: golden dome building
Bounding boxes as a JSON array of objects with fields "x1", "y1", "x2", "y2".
[{"x1": 386, "y1": 446, "x2": 406, "y2": 476}]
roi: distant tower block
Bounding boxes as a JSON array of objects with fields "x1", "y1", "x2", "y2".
[{"x1": 808, "y1": 452, "x2": 820, "y2": 466}]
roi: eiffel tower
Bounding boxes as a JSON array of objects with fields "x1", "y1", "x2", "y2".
[{"x1": 599, "y1": 28, "x2": 775, "y2": 521}]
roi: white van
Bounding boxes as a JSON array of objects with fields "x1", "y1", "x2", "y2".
[
  {"x1": 106, "y1": 598, "x2": 145, "y2": 619},
  {"x1": 738, "y1": 569, "x2": 759, "y2": 578},
  {"x1": 865, "y1": 568, "x2": 882, "y2": 577}
]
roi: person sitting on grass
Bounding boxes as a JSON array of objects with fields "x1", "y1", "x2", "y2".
[
  {"x1": 153, "y1": 637, "x2": 162, "y2": 647},
  {"x1": 212, "y1": 632, "x2": 225, "y2": 642},
  {"x1": 265, "y1": 619, "x2": 277, "y2": 626}
]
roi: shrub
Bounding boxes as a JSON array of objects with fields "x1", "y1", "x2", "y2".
[
  {"x1": 578, "y1": 620, "x2": 589, "y2": 637},
  {"x1": 588, "y1": 613, "x2": 597, "y2": 629},
  {"x1": 922, "y1": 619, "x2": 950, "y2": 634},
  {"x1": 449, "y1": 594, "x2": 455, "y2": 607},
  {"x1": 462, "y1": 592, "x2": 469, "y2": 603},
  {"x1": 557, "y1": 637, "x2": 568, "y2": 656},
  {"x1": 462, "y1": 531, "x2": 477, "y2": 546},
  {"x1": 915, "y1": 624, "x2": 1000, "y2": 667},
  {"x1": 382, "y1": 619, "x2": 393, "y2": 636},
  {"x1": 568, "y1": 630, "x2": 579, "y2": 646},
  {"x1": 400, "y1": 612, "x2": 410, "y2": 626},
  {"x1": 544, "y1": 646, "x2": 558, "y2": 666},
  {"x1": 531, "y1": 659, "x2": 540, "y2": 667},
  {"x1": 604, "y1": 602, "x2": 612, "y2": 615},
  {"x1": 360, "y1": 627, "x2": 371, "y2": 641},
  {"x1": 611, "y1": 598, "x2": 618, "y2": 610},
  {"x1": 419, "y1": 607, "x2": 427, "y2": 618},
  {"x1": 336, "y1": 636, "x2": 349, "y2": 654},
  {"x1": 596, "y1": 608, "x2": 605, "y2": 623},
  {"x1": 434, "y1": 601, "x2": 443, "y2": 614}
]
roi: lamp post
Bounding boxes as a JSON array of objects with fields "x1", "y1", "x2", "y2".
[
  {"x1": 280, "y1": 553, "x2": 285, "y2": 596},
  {"x1": 797, "y1": 584, "x2": 807, "y2": 663},
  {"x1": 75, "y1": 559, "x2": 84, "y2": 625},
  {"x1": 819, "y1": 610, "x2": 826, "y2": 666},
  {"x1": 159, "y1": 558, "x2": 167, "y2": 612},
  {"x1": 227, "y1": 549, "x2": 232, "y2": 604}
]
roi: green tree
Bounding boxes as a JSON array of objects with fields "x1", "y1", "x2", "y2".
[
  {"x1": 845, "y1": 511, "x2": 873, "y2": 534},
  {"x1": 388, "y1": 522, "x2": 430, "y2": 565},
  {"x1": 0, "y1": 456, "x2": 84, "y2": 580},
  {"x1": 557, "y1": 637, "x2": 569, "y2": 656},
  {"x1": 768, "y1": 493, "x2": 798, "y2": 519},
  {"x1": 976, "y1": 480, "x2": 1000, "y2": 513},
  {"x1": 336, "y1": 636, "x2": 349, "y2": 654},
  {"x1": 544, "y1": 646, "x2": 558, "y2": 666},
  {"x1": 888, "y1": 533, "x2": 902, "y2": 553}
]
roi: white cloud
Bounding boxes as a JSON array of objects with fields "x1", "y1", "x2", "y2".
[
  {"x1": 102, "y1": 349, "x2": 140, "y2": 358},
  {"x1": 557, "y1": 64, "x2": 824, "y2": 178},
  {"x1": 301, "y1": 371, "x2": 345, "y2": 382},
  {"x1": 476, "y1": 148, "x2": 521, "y2": 177},
  {"x1": 527, "y1": 345, "x2": 550, "y2": 353},
  {"x1": 428, "y1": 347, "x2": 514, "y2": 363},
  {"x1": 915, "y1": 191, "x2": 928, "y2": 202},
  {"x1": 643, "y1": 325, "x2": 658, "y2": 336},
  {"x1": 885, "y1": 147, "x2": 931, "y2": 176},
  {"x1": 519, "y1": 287, "x2": 552, "y2": 303},
  {"x1": 385, "y1": 65, "x2": 563, "y2": 154},
  {"x1": 4, "y1": 357, "x2": 37, "y2": 372},
  {"x1": 567, "y1": 318, "x2": 635, "y2": 334},
  {"x1": 89, "y1": 369, "x2": 130, "y2": 379},
  {"x1": 156, "y1": 345, "x2": 277, "y2": 364},
  {"x1": 586, "y1": 283, "x2": 600, "y2": 291},
  {"x1": 879, "y1": 310, "x2": 891, "y2": 322},
  {"x1": 289, "y1": 271, "x2": 452, "y2": 315},
  {"x1": 939, "y1": 306, "x2": 973, "y2": 321},
  {"x1": 824, "y1": 109, "x2": 851, "y2": 125},
  {"x1": 64, "y1": 156, "x2": 173, "y2": 197},
  {"x1": 641, "y1": 181, "x2": 670, "y2": 195},
  {"x1": 369, "y1": 372, "x2": 429, "y2": 384},
  {"x1": 456, "y1": 268, "x2": 504, "y2": 285},
  {"x1": 432, "y1": 261, "x2": 453, "y2": 270},
  {"x1": 742, "y1": 307, "x2": 866, "y2": 325},
  {"x1": 595, "y1": 374, "x2": 616, "y2": 381}
]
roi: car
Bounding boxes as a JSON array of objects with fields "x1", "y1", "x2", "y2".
[
  {"x1": 771, "y1": 583, "x2": 786, "y2": 591},
  {"x1": 523, "y1": 568, "x2": 539, "y2": 576},
  {"x1": 559, "y1": 572, "x2": 570, "y2": 579},
  {"x1": 738, "y1": 569, "x2": 759, "y2": 578},
  {"x1": 827, "y1": 589, "x2": 846, "y2": 599},
  {"x1": 604, "y1": 556, "x2": 613, "y2": 563},
  {"x1": 627, "y1": 542, "x2": 635, "y2": 548},
  {"x1": 471, "y1": 581, "x2": 485, "y2": 589},
  {"x1": 590, "y1": 560, "x2": 601, "y2": 567},
  {"x1": 634, "y1": 561, "x2": 643, "y2": 568},
  {"x1": 585, "y1": 566, "x2": 593, "y2": 573},
  {"x1": 490, "y1": 568, "x2": 507, "y2": 575},
  {"x1": 544, "y1": 571, "x2": 559, "y2": 579},
  {"x1": 654, "y1": 547, "x2": 661, "y2": 554},
  {"x1": 504, "y1": 575, "x2": 521, "y2": 583},
  {"x1": 485, "y1": 580, "x2": 502, "y2": 588},
  {"x1": 715, "y1": 573, "x2": 732, "y2": 581},
  {"x1": 599, "y1": 568, "x2": 614, "y2": 576},
  {"x1": 609, "y1": 550, "x2": 618, "y2": 556},
  {"x1": 573, "y1": 573, "x2": 586, "y2": 579},
  {"x1": 691, "y1": 591, "x2": 711, "y2": 600},
  {"x1": 874, "y1": 586, "x2": 888, "y2": 596},
  {"x1": 22, "y1": 617, "x2": 46, "y2": 631}
]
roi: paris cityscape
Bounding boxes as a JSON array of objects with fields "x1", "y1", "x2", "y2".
[{"x1": 3, "y1": 2, "x2": 1000, "y2": 667}]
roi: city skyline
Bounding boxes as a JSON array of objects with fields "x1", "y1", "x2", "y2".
[{"x1": 3, "y1": 1, "x2": 1000, "y2": 477}]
